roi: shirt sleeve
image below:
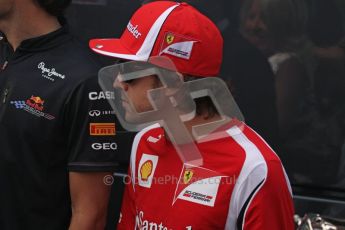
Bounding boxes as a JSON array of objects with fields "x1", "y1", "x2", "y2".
[
  {"x1": 117, "y1": 167, "x2": 137, "y2": 229},
  {"x1": 241, "y1": 161, "x2": 295, "y2": 230},
  {"x1": 63, "y1": 75, "x2": 134, "y2": 172}
]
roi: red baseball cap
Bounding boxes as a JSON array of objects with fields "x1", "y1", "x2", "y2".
[{"x1": 89, "y1": 1, "x2": 223, "y2": 77}]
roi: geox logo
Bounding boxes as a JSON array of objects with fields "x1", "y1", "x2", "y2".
[{"x1": 127, "y1": 21, "x2": 142, "y2": 39}]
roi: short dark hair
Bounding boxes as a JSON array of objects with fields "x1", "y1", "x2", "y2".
[{"x1": 37, "y1": 0, "x2": 72, "y2": 16}]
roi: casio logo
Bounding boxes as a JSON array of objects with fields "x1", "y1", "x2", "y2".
[
  {"x1": 89, "y1": 110, "x2": 101, "y2": 117},
  {"x1": 91, "y1": 142, "x2": 117, "y2": 150},
  {"x1": 89, "y1": 91, "x2": 115, "y2": 100}
]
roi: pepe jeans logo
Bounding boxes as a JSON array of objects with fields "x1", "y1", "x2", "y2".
[{"x1": 38, "y1": 62, "x2": 65, "y2": 82}]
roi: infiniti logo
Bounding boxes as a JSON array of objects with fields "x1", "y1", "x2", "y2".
[{"x1": 89, "y1": 110, "x2": 101, "y2": 117}]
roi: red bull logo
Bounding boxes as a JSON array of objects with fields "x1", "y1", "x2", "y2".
[
  {"x1": 26, "y1": 96, "x2": 44, "y2": 111},
  {"x1": 30, "y1": 96, "x2": 44, "y2": 105}
]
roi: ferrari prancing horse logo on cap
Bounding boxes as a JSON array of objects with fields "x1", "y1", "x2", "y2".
[
  {"x1": 160, "y1": 32, "x2": 196, "y2": 60},
  {"x1": 166, "y1": 34, "x2": 174, "y2": 44}
]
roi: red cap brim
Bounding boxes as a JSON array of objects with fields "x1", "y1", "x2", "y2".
[{"x1": 89, "y1": 38, "x2": 144, "y2": 61}]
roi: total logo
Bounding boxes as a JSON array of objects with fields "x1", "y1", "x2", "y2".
[
  {"x1": 88, "y1": 110, "x2": 115, "y2": 117},
  {"x1": 135, "y1": 211, "x2": 192, "y2": 230},
  {"x1": 10, "y1": 96, "x2": 55, "y2": 120},
  {"x1": 89, "y1": 91, "x2": 115, "y2": 100},
  {"x1": 91, "y1": 142, "x2": 117, "y2": 150}
]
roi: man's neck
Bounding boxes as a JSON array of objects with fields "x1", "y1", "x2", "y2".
[
  {"x1": 0, "y1": 3, "x2": 61, "y2": 51},
  {"x1": 184, "y1": 113, "x2": 223, "y2": 138}
]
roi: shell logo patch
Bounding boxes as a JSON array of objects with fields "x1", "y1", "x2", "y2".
[
  {"x1": 140, "y1": 160, "x2": 153, "y2": 181},
  {"x1": 138, "y1": 154, "x2": 159, "y2": 188}
]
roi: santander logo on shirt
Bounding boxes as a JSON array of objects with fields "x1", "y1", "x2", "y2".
[{"x1": 135, "y1": 211, "x2": 192, "y2": 230}]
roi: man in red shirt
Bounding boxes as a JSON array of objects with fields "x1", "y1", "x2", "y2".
[{"x1": 89, "y1": 1, "x2": 295, "y2": 229}]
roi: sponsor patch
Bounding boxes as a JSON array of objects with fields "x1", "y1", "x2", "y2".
[
  {"x1": 10, "y1": 96, "x2": 55, "y2": 120},
  {"x1": 135, "y1": 210, "x2": 192, "y2": 229},
  {"x1": 138, "y1": 154, "x2": 159, "y2": 188},
  {"x1": 89, "y1": 110, "x2": 115, "y2": 117},
  {"x1": 91, "y1": 142, "x2": 117, "y2": 150},
  {"x1": 89, "y1": 123, "x2": 116, "y2": 136},
  {"x1": 173, "y1": 165, "x2": 226, "y2": 207},
  {"x1": 10, "y1": 100, "x2": 26, "y2": 109},
  {"x1": 38, "y1": 62, "x2": 65, "y2": 82},
  {"x1": 159, "y1": 32, "x2": 197, "y2": 60},
  {"x1": 89, "y1": 110, "x2": 101, "y2": 117},
  {"x1": 183, "y1": 169, "x2": 194, "y2": 184},
  {"x1": 89, "y1": 91, "x2": 115, "y2": 100},
  {"x1": 140, "y1": 160, "x2": 153, "y2": 181},
  {"x1": 166, "y1": 34, "x2": 174, "y2": 44}
]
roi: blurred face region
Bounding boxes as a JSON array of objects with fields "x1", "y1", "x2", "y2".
[
  {"x1": 114, "y1": 74, "x2": 158, "y2": 122},
  {"x1": 241, "y1": 0, "x2": 269, "y2": 53}
]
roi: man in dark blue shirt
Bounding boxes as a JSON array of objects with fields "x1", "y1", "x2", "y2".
[{"x1": 0, "y1": 1, "x2": 131, "y2": 229}]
